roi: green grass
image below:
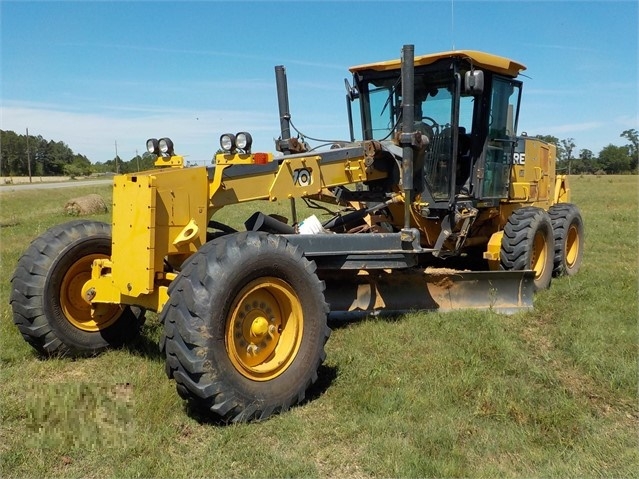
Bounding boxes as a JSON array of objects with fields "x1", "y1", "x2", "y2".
[{"x1": 1, "y1": 176, "x2": 637, "y2": 478}]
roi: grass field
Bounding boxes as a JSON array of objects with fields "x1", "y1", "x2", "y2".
[{"x1": 0, "y1": 175, "x2": 637, "y2": 478}]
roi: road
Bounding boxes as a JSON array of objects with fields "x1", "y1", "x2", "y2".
[{"x1": 0, "y1": 179, "x2": 112, "y2": 193}]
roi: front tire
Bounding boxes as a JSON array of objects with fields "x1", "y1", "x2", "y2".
[
  {"x1": 10, "y1": 220, "x2": 145, "y2": 357},
  {"x1": 548, "y1": 203, "x2": 584, "y2": 277},
  {"x1": 500, "y1": 207, "x2": 554, "y2": 291},
  {"x1": 161, "y1": 232, "x2": 330, "y2": 423}
]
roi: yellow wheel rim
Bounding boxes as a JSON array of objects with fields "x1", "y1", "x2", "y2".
[
  {"x1": 226, "y1": 277, "x2": 303, "y2": 381},
  {"x1": 531, "y1": 231, "x2": 548, "y2": 279},
  {"x1": 60, "y1": 254, "x2": 123, "y2": 332},
  {"x1": 565, "y1": 224, "x2": 580, "y2": 268}
]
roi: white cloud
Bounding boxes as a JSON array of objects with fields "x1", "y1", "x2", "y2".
[
  {"x1": 0, "y1": 102, "x2": 277, "y2": 164},
  {"x1": 545, "y1": 121, "x2": 605, "y2": 134},
  {"x1": 60, "y1": 42, "x2": 347, "y2": 71},
  {"x1": 614, "y1": 114, "x2": 639, "y2": 130},
  {"x1": 520, "y1": 42, "x2": 598, "y2": 53}
]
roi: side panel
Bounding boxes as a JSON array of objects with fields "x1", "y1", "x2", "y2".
[
  {"x1": 111, "y1": 167, "x2": 208, "y2": 297},
  {"x1": 111, "y1": 175, "x2": 156, "y2": 296},
  {"x1": 508, "y1": 137, "x2": 556, "y2": 206}
]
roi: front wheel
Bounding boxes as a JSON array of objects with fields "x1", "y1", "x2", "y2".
[
  {"x1": 10, "y1": 220, "x2": 145, "y2": 357},
  {"x1": 161, "y1": 232, "x2": 330, "y2": 423},
  {"x1": 500, "y1": 207, "x2": 554, "y2": 291}
]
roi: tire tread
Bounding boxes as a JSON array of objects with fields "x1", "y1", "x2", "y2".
[{"x1": 160, "y1": 231, "x2": 330, "y2": 423}]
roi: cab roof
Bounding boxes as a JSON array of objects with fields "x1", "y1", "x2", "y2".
[{"x1": 349, "y1": 50, "x2": 526, "y2": 78}]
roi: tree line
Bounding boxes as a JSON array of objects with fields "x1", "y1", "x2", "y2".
[
  {"x1": 0, "y1": 130, "x2": 157, "y2": 178},
  {"x1": 1, "y1": 128, "x2": 637, "y2": 178},
  {"x1": 535, "y1": 129, "x2": 638, "y2": 175}
]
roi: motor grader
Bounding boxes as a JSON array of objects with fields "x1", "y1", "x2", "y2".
[{"x1": 10, "y1": 45, "x2": 583, "y2": 422}]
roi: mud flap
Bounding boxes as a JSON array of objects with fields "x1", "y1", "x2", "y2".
[{"x1": 321, "y1": 269, "x2": 535, "y2": 318}]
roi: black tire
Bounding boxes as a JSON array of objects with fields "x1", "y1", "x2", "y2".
[
  {"x1": 500, "y1": 207, "x2": 554, "y2": 291},
  {"x1": 160, "y1": 231, "x2": 330, "y2": 423},
  {"x1": 10, "y1": 220, "x2": 145, "y2": 357},
  {"x1": 548, "y1": 203, "x2": 584, "y2": 277}
]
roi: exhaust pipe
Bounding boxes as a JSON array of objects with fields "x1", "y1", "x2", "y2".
[{"x1": 245, "y1": 212, "x2": 296, "y2": 234}]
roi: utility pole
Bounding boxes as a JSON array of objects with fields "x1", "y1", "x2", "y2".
[
  {"x1": 26, "y1": 128, "x2": 32, "y2": 183},
  {"x1": 561, "y1": 138, "x2": 575, "y2": 176},
  {"x1": 114, "y1": 140, "x2": 119, "y2": 174}
]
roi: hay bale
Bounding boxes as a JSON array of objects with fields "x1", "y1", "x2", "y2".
[{"x1": 64, "y1": 194, "x2": 108, "y2": 216}]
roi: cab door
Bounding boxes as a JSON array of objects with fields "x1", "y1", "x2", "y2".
[{"x1": 477, "y1": 76, "x2": 522, "y2": 199}]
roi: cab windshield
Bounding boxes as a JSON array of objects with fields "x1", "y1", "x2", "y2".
[
  {"x1": 354, "y1": 66, "x2": 522, "y2": 202},
  {"x1": 360, "y1": 70, "x2": 458, "y2": 200}
]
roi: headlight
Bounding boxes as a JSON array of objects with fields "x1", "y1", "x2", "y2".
[
  {"x1": 220, "y1": 133, "x2": 236, "y2": 152},
  {"x1": 146, "y1": 138, "x2": 159, "y2": 155},
  {"x1": 158, "y1": 138, "x2": 174, "y2": 156},
  {"x1": 236, "y1": 132, "x2": 252, "y2": 151}
]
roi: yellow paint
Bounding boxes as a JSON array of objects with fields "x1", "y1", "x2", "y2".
[
  {"x1": 215, "y1": 152, "x2": 274, "y2": 165},
  {"x1": 172, "y1": 218, "x2": 200, "y2": 247},
  {"x1": 483, "y1": 231, "x2": 503, "y2": 271},
  {"x1": 565, "y1": 224, "x2": 580, "y2": 268},
  {"x1": 350, "y1": 50, "x2": 526, "y2": 77},
  {"x1": 531, "y1": 229, "x2": 549, "y2": 279},
  {"x1": 554, "y1": 175, "x2": 571, "y2": 203},
  {"x1": 61, "y1": 253, "x2": 123, "y2": 331},
  {"x1": 154, "y1": 155, "x2": 185, "y2": 168},
  {"x1": 508, "y1": 137, "x2": 556, "y2": 208},
  {"x1": 225, "y1": 277, "x2": 303, "y2": 381},
  {"x1": 250, "y1": 316, "x2": 269, "y2": 337},
  {"x1": 108, "y1": 167, "x2": 208, "y2": 299}
]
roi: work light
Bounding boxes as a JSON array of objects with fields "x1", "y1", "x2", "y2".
[
  {"x1": 236, "y1": 132, "x2": 253, "y2": 152},
  {"x1": 146, "y1": 138, "x2": 159, "y2": 155},
  {"x1": 159, "y1": 138, "x2": 174, "y2": 156},
  {"x1": 220, "y1": 133, "x2": 236, "y2": 152}
]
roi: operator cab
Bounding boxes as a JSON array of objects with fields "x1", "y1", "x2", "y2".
[{"x1": 347, "y1": 51, "x2": 525, "y2": 211}]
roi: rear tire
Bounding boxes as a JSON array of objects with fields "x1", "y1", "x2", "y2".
[
  {"x1": 500, "y1": 207, "x2": 554, "y2": 291},
  {"x1": 160, "y1": 231, "x2": 330, "y2": 423},
  {"x1": 10, "y1": 220, "x2": 145, "y2": 357},
  {"x1": 548, "y1": 203, "x2": 584, "y2": 277}
]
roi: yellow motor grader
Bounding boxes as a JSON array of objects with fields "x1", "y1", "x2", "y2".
[{"x1": 10, "y1": 45, "x2": 583, "y2": 422}]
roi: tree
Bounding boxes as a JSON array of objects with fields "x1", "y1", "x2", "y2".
[
  {"x1": 620, "y1": 129, "x2": 638, "y2": 172},
  {"x1": 139, "y1": 152, "x2": 157, "y2": 171},
  {"x1": 64, "y1": 154, "x2": 92, "y2": 177},
  {"x1": 579, "y1": 149, "x2": 594, "y2": 161},
  {"x1": 1, "y1": 130, "x2": 88, "y2": 177},
  {"x1": 560, "y1": 138, "x2": 576, "y2": 174},
  {"x1": 598, "y1": 144, "x2": 631, "y2": 174},
  {"x1": 534, "y1": 134, "x2": 559, "y2": 147},
  {"x1": 0, "y1": 130, "x2": 23, "y2": 175},
  {"x1": 126, "y1": 152, "x2": 156, "y2": 172},
  {"x1": 46, "y1": 140, "x2": 74, "y2": 175},
  {"x1": 573, "y1": 148, "x2": 597, "y2": 174}
]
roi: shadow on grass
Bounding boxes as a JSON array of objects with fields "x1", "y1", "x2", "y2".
[
  {"x1": 124, "y1": 332, "x2": 164, "y2": 361},
  {"x1": 306, "y1": 363, "x2": 339, "y2": 402},
  {"x1": 327, "y1": 313, "x2": 405, "y2": 331},
  {"x1": 184, "y1": 364, "x2": 339, "y2": 427}
]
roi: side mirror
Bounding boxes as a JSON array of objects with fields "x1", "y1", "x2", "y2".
[
  {"x1": 344, "y1": 78, "x2": 359, "y2": 101},
  {"x1": 464, "y1": 70, "x2": 484, "y2": 95}
]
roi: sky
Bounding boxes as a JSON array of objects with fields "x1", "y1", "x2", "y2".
[{"x1": 1, "y1": 0, "x2": 637, "y2": 165}]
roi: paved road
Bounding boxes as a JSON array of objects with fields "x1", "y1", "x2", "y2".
[{"x1": 0, "y1": 179, "x2": 112, "y2": 193}]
